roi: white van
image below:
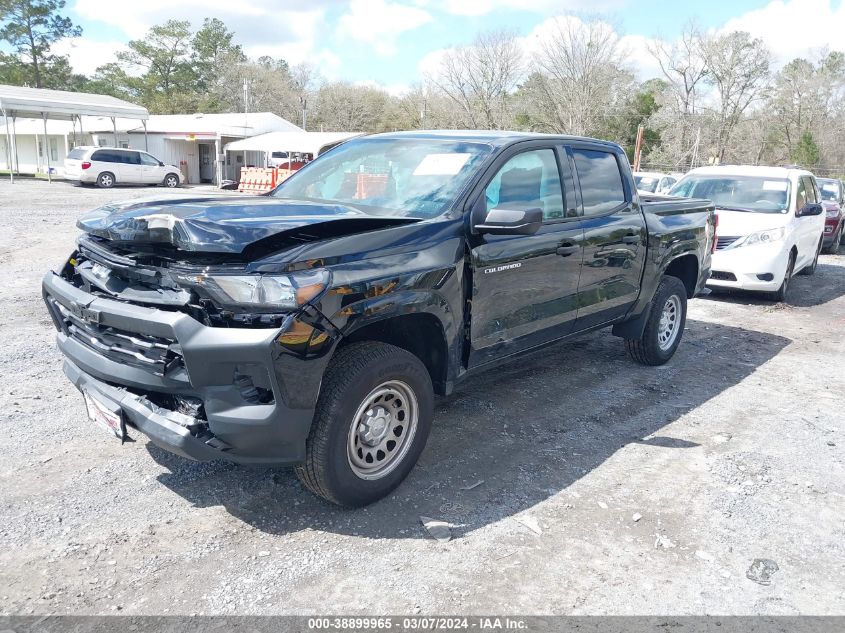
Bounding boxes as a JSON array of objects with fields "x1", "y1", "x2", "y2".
[
  {"x1": 670, "y1": 165, "x2": 826, "y2": 301},
  {"x1": 65, "y1": 147, "x2": 181, "y2": 188}
]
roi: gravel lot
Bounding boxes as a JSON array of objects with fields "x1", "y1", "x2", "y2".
[{"x1": 0, "y1": 179, "x2": 843, "y2": 616}]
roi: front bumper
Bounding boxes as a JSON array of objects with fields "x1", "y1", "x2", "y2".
[
  {"x1": 706, "y1": 241, "x2": 790, "y2": 292},
  {"x1": 42, "y1": 271, "x2": 338, "y2": 465}
]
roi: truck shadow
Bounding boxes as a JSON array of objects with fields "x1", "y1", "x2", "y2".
[
  {"x1": 704, "y1": 261, "x2": 845, "y2": 308},
  {"x1": 149, "y1": 318, "x2": 789, "y2": 540}
]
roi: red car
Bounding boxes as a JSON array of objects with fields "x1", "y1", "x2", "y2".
[{"x1": 818, "y1": 178, "x2": 844, "y2": 252}]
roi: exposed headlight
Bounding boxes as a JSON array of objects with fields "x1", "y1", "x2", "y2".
[
  {"x1": 175, "y1": 269, "x2": 329, "y2": 311},
  {"x1": 730, "y1": 227, "x2": 786, "y2": 248}
]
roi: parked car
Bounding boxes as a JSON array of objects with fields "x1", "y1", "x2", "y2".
[
  {"x1": 268, "y1": 151, "x2": 313, "y2": 170},
  {"x1": 669, "y1": 165, "x2": 826, "y2": 301},
  {"x1": 634, "y1": 171, "x2": 677, "y2": 195},
  {"x1": 43, "y1": 131, "x2": 715, "y2": 507},
  {"x1": 65, "y1": 146, "x2": 182, "y2": 188},
  {"x1": 817, "y1": 177, "x2": 844, "y2": 253}
]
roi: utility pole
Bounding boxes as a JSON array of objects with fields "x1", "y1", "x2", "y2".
[
  {"x1": 633, "y1": 125, "x2": 644, "y2": 172},
  {"x1": 299, "y1": 96, "x2": 307, "y2": 131},
  {"x1": 243, "y1": 79, "x2": 249, "y2": 131}
]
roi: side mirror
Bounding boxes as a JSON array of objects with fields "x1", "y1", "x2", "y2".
[
  {"x1": 797, "y1": 202, "x2": 823, "y2": 217},
  {"x1": 159, "y1": 161, "x2": 165, "y2": 167},
  {"x1": 474, "y1": 206, "x2": 543, "y2": 236}
]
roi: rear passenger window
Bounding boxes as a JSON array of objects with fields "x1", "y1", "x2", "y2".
[
  {"x1": 91, "y1": 150, "x2": 116, "y2": 162},
  {"x1": 485, "y1": 149, "x2": 566, "y2": 221},
  {"x1": 117, "y1": 151, "x2": 139, "y2": 165},
  {"x1": 572, "y1": 149, "x2": 627, "y2": 216}
]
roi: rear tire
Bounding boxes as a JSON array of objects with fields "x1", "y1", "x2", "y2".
[
  {"x1": 295, "y1": 342, "x2": 434, "y2": 507},
  {"x1": 96, "y1": 172, "x2": 115, "y2": 188},
  {"x1": 625, "y1": 275, "x2": 687, "y2": 366},
  {"x1": 798, "y1": 237, "x2": 822, "y2": 275}
]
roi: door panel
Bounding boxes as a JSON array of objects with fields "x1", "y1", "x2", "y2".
[
  {"x1": 139, "y1": 152, "x2": 162, "y2": 183},
  {"x1": 575, "y1": 212, "x2": 647, "y2": 329},
  {"x1": 468, "y1": 146, "x2": 584, "y2": 367},
  {"x1": 569, "y1": 146, "x2": 647, "y2": 330},
  {"x1": 118, "y1": 151, "x2": 142, "y2": 183},
  {"x1": 470, "y1": 223, "x2": 584, "y2": 365}
]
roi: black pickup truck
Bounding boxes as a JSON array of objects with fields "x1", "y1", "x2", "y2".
[{"x1": 43, "y1": 131, "x2": 715, "y2": 506}]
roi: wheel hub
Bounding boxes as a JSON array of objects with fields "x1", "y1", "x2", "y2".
[
  {"x1": 657, "y1": 295, "x2": 680, "y2": 351},
  {"x1": 358, "y1": 406, "x2": 392, "y2": 445},
  {"x1": 347, "y1": 380, "x2": 419, "y2": 481}
]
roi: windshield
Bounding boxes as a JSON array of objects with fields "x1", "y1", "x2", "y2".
[
  {"x1": 818, "y1": 179, "x2": 841, "y2": 201},
  {"x1": 271, "y1": 138, "x2": 493, "y2": 218},
  {"x1": 669, "y1": 175, "x2": 791, "y2": 213},
  {"x1": 634, "y1": 175, "x2": 659, "y2": 193}
]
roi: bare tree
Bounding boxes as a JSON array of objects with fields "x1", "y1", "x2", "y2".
[
  {"x1": 648, "y1": 23, "x2": 708, "y2": 117},
  {"x1": 312, "y1": 82, "x2": 389, "y2": 132},
  {"x1": 647, "y1": 22, "x2": 708, "y2": 165},
  {"x1": 699, "y1": 31, "x2": 770, "y2": 163},
  {"x1": 428, "y1": 29, "x2": 523, "y2": 129},
  {"x1": 529, "y1": 16, "x2": 633, "y2": 136}
]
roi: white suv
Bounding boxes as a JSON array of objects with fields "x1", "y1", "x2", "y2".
[
  {"x1": 670, "y1": 165, "x2": 826, "y2": 301},
  {"x1": 65, "y1": 146, "x2": 181, "y2": 188}
]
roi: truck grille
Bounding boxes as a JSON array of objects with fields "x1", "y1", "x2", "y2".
[
  {"x1": 715, "y1": 236, "x2": 740, "y2": 250},
  {"x1": 47, "y1": 297, "x2": 183, "y2": 376}
]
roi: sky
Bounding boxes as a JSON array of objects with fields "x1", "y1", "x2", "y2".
[{"x1": 49, "y1": 0, "x2": 845, "y2": 94}]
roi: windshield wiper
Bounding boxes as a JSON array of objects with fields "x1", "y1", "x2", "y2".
[{"x1": 715, "y1": 205, "x2": 755, "y2": 212}]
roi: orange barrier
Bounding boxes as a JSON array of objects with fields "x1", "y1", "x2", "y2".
[
  {"x1": 236, "y1": 165, "x2": 305, "y2": 193},
  {"x1": 238, "y1": 167, "x2": 277, "y2": 194}
]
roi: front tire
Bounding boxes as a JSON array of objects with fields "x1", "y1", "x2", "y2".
[
  {"x1": 295, "y1": 342, "x2": 434, "y2": 507},
  {"x1": 769, "y1": 251, "x2": 795, "y2": 302},
  {"x1": 163, "y1": 173, "x2": 180, "y2": 188},
  {"x1": 798, "y1": 237, "x2": 822, "y2": 275},
  {"x1": 96, "y1": 172, "x2": 115, "y2": 188},
  {"x1": 625, "y1": 275, "x2": 687, "y2": 366}
]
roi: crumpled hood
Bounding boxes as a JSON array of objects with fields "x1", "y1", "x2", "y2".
[{"x1": 77, "y1": 195, "x2": 419, "y2": 254}]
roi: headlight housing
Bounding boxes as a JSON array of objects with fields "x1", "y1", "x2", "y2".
[
  {"x1": 175, "y1": 269, "x2": 329, "y2": 312},
  {"x1": 730, "y1": 227, "x2": 786, "y2": 248},
  {"x1": 826, "y1": 208, "x2": 840, "y2": 218}
]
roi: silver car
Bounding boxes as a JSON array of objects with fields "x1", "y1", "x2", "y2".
[{"x1": 65, "y1": 146, "x2": 181, "y2": 188}]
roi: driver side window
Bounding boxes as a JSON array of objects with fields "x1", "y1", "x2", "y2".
[{"x1": 485, "y1": 149, "x2": 566, "y2": 221}]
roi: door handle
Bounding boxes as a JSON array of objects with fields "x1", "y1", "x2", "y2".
[
  {"x1": 622, "y1": 234, "x2": 641, "y2": 244},
  {"x1": 556, "y1": 244, "x2": 580, "y2": 257}
]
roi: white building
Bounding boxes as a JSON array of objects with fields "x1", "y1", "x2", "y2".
[{"x1": 1, "y1": 111, "x2": 302, "y2": 184}]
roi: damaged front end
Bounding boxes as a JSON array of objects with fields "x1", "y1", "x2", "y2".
[{"x1": 43, "y1": 232, "x2": 341, "y2": 465}]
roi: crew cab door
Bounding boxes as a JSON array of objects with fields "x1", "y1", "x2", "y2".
[
  {"x1": 467, "y1": 144, "x2": 584, "y2": 367},
  {"x1": 568, "y1": 144, "x2": 647, "y2": 331}
]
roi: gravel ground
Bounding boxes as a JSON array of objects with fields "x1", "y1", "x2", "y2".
[{"x1": 0, "y1": 179, "x2": 843, "y2": 616}]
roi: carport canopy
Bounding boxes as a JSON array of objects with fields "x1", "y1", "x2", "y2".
[
  {"x1": 224, "y1": 131, "x2": 361, "y2": 159},
  {"x1": 0, "y1": 84, "x2": 149, "y2": 183}
]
